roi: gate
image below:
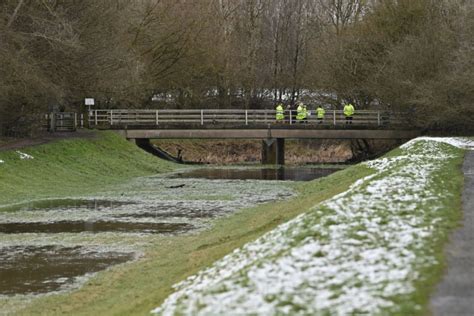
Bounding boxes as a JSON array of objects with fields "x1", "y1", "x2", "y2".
[{"x1": 47, "y1": 112, "x2": 77, "y2": 132}]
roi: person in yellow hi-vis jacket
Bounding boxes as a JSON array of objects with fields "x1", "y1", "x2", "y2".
[
  {"x1": 275, "y1": 103, "x2": 284, "y2": 122},
  {"x1": 296, "y1": 102, "x2": 304, "y2": 123},
  {"x1": 343, "y1": 102, "x2": 355, "y2": 124},
  {"x1": 316, "y1": 105, "x2": 325, "y2": 124},
  {"x1": 302, "y1": 104, "x2": 308, "y2": 123}
]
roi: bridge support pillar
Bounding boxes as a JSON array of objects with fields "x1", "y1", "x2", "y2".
[{"x1": 262, "y1": 138, "x2": 285, "y2": 165}]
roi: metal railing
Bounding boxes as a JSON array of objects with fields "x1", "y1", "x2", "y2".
[{"x1": 87, "y1": 109, "x2": 406, "y2": 128}]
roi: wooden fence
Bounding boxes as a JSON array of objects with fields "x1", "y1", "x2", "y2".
[{"x1": 87, "y1": 109, "x2": 406, "y2": 128}]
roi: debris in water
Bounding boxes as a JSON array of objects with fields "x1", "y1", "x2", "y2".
[{"x1": 167, "y1": 184, "x2": 186, "y2": 189}]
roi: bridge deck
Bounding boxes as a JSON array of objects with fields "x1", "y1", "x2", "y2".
[
  {"x1": 87, "y1": 109, "x2": 419, "y2": 139},
  {"x1": 118, "y1": 129, "x2": 420, "y2": 140}
]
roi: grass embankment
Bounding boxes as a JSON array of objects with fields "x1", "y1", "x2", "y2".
[
  {"x1": 15, "y1": 160, "x2": 373, "y2": 315},
  {"x1": 0, "y1": 132, "x2": 175, "y2": 206},
  {"x1": 4, "y1": 136, "x2": 466, "y2": 315},
  {"x1": 151, "y1": 140, "x2": 466, "y2": 315},
  {"x1": 370, "y1": 142, "x2": 465, "y2": 315}
]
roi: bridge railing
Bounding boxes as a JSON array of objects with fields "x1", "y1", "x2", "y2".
[{"x1": 88, "y1": 109, "x2": 406, "y2": 127}]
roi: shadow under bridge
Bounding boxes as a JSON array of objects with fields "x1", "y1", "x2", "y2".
[{"x1": 88, "y1": 109, "x2": 421, "y2": 165}]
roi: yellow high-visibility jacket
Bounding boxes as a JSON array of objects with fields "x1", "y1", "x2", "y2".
[
  {"x1": 296, "y1": 105, "x2": 304, "y2": 120},
  {"x1": 276, "y1": 104, "x2": 284, "y2": 120},
  {"x1": 343, "y1": 104, "x2": 355, "y2": 116},
  {"x1": 316, "y1": 107, "x2": 325, "y2": 118}
]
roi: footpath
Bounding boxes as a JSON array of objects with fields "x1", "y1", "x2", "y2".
[
  {"x1": 431, "y1": 150, "x2": 474, "y2": 315},
  {"x1": 0, "y1": 130, "x2": 96, "y2": 152}
]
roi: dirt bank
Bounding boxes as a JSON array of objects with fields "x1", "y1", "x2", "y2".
[
  {"x1": 0, "y1": 130, "x2": 97, "y2": 152},
  {"x1": 153, "y1": 139, "x2": 403, "y2": 164}
]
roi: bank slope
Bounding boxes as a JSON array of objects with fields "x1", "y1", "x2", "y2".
[
  {"x1": 0, "y1": 131, "x2": 175, "y2": 206},
  {"x1": 152, "y1": 138, "x2": 473, "y2": 315}
]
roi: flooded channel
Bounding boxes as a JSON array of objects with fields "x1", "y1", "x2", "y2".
[
  {"x1": 169, "y1": 167, "x2": 339, "y2": 181},
  {"x1": 0, "y1": 221, "x2": 192, "y2": 234},
  {"x1": 0, "y1": 246, "x2": 134, "y2": 295},
  {"x1": 14, "y1": 199, "x2": 136, "y2": 212},
  {"x1": 0, "y1": 166, "x2": 337, "y2": 307}
]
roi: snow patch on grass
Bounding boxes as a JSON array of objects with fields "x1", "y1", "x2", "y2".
[
  {"x1": 400, "y1": 136, "x2": 474, "y2": 150},
  {"x1": 152, "y1": 137, "x2": 470, "y2": 315},
  {"x1": 16, "y1": 151, "x2": 34, "y2": 160}
]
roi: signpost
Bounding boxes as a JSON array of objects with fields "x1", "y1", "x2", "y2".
[
  {"x1": 85, "y1": 98, "x2": 95, "y2": 112},
  {"x1": 85, "y1": 98, "x2": 95, "y2": 128}
]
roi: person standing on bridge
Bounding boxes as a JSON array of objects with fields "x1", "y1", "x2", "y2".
[
  {"x1": 296, "y1": 102, "x2": 304, "y2": 123},
  {"x1": 343, "y1": 102, "x2": 355, "y2": 124},
  {"x1": 316, "y1": 105, "x2": 325, "y2": 124},
  {"x1": 275, "y1": 103, "x2": 285, "y2": 123},
  {"x1": 302, "y1": 104, "x2": 308, "y2": 123}
]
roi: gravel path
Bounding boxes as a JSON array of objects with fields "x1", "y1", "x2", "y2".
[
  {"x1": 431, "y1": 150, "x2": 474, "y2": 316},
  {"x1": 0, "y1": 130, "x2": 97, "y2": 152}
]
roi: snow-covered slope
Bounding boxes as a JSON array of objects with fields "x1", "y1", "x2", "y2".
[{"x1": 152, "y1": 138, "x2": 474, "y2": 315}]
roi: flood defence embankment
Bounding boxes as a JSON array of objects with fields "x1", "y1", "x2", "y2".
[
  {"x1": 152, "y1": 138, "x2": 473, "y2": 315},
  {"x1": 0, "y1": 131, "x2": 175, "y2": 206},
  {"x1": 0, "y1": 133, "x2": 472, "y2": 315}
]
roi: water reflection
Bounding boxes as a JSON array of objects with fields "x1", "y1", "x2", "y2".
[
  {"x1": 0, "y1": 246, "x2": 134, "y2": 296},
  {"x1": 171, "y1": 167, "x2": 339, "y2": 181},
  {"x1": 3, "y1": 199, "x2": 136, "y2": 213},
  {"x1": 0, "y1": 171, "x2": 297, "y2": 298},
  {"x1": 0, "y1": 221, "x2": 192, "y2": 234}
]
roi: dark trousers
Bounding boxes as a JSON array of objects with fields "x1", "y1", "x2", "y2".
[
  {"x1": 345, "y1": 116, "x2": 353, "y2": 124},
  {"x1": 292, "y1": 110, "x2": 297, "y2": 123}
]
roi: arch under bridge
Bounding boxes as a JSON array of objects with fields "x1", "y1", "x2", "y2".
[{"x1": 57, "y1": 109, "x2": 422, "y2": 164}]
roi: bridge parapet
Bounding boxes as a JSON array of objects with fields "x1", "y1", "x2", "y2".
[{"x1": 88, "y1": 109, "x2": 410, "y2": 129}]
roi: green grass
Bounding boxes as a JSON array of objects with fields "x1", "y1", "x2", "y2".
[
  {"x1": 0, "y1": 136, "x2": 466, "y2": 315},
  {"x1": 0, "y1": 131, "x2": 175, "y2": 206},
  {"x1": 160, "y1": 141, "x2": 466, "y2": 315},
  {"x1": 12, "y1": 160, "x2": 373, "y2": 316}
]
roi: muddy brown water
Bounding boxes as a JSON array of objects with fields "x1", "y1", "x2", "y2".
[
  {"x1": 2, "y1": 199, "x2": 136, "y2": 213},
  {"x1": 113, "y1": 211, "x2": 216, "y2": 219},
  {"x1": 170, "y1": 167, "x2": 339, "y2": 181},
  {"x1": 1, "y1": 167, "x2": 316, "y2": 298},
  {"x1": 0, "y1": 221, "x2": 192, "y2": 234},
  {"x1": 0, "y1": 245, "x2": 134, "y2": 295}
]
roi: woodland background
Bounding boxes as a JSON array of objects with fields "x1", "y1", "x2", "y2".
[{"x1": 0, "y1": 0, "x2": 473, "y2": 135}]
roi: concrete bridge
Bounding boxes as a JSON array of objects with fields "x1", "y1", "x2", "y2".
[{"x1": 86, "y1": 109, "x2": 420, "y2": 164}]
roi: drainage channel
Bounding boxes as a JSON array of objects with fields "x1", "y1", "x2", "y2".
[
  {"x1": 0, "y1": 245, "x2": 134, "y2": 296},
  {"x1": 0, "y1": 221, "x2": 193, "y2": 234},
  {"x1": 0, "y1": 173, "x2": 303, "y2": 300}
]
